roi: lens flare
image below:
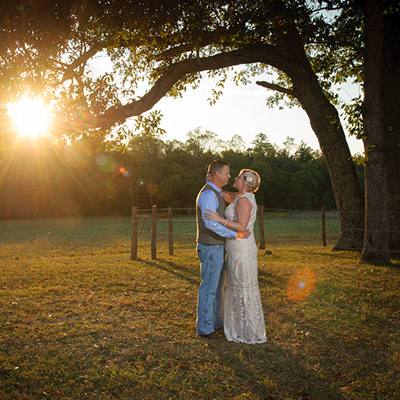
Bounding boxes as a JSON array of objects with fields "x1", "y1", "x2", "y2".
[
  {"x1": 118, "y1": 166, "x2": 131, "y2": 178},
  {"x1": 95, "y1": 154, "x2": 116, "y2": 173},
  {"x1": 287, "y1": 267, "x2": 316, "y2": 302}
]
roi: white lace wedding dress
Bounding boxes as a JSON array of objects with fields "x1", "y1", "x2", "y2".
[{"x1": 224, "y1": 193, "x2": 267, "y2": 344}]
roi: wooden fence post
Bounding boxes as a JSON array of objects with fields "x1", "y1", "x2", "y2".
[
  {"x1": 258, "y1": 205, "x2": 265, "y2": 249},
  {"x1": 151, "y1": 205, "x2": 157, "y2": 259},
  {"x1": 131, "y1": 206, "x2": 138, "y2": 260},
  {"x1": 322, "y1": 205, "x2": 327, "y2": 247},
  {"x1": 168, "y1": 206, "x2": 174, "y2": 255}
]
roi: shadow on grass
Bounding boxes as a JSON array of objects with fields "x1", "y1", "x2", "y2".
[
  {"x1": 203, "y1": 338, "x2": 346, "y2": 400},
  {"x1": 140, "y1": 259, "x2": 199, "y2": 286},
  {"x1": 137, "y1": 257, "x2": 347, "y2": 398}
]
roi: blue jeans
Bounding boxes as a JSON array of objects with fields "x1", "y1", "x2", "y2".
[{"x1": 196, "y1": 243, "x2": 226, "y2": 335}]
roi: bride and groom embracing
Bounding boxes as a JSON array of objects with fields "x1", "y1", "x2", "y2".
[{"x1": 195, "y1": 159, "x2": 267, "y2": 344}]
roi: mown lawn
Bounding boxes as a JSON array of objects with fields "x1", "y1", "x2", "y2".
[{"x1": 0, "y1": 217, "x2": 399, "y2": 399}]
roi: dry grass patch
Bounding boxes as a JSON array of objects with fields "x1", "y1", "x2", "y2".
[{"x1": 0, "y1": 236, "x2": 399, "y2": 399}]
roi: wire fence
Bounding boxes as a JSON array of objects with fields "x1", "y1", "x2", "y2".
[
  {"x1": 132, "y1": 206, "x2": 341, "y2": 249},
  {"x1": 131, "y1": 206, "x2": 399, "y2": 258},
  {"x1": 0, "y1": 206, "x2": 398, "y2": 257}
]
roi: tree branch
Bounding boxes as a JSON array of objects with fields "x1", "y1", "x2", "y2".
[
  {"x1": 158, "y1": 27, "x2": 234, "y2": 60},
  {"x1": 59, "y1": 42, "x2": 106, "y2": 83},
  {"x1": 65, "y1": 45, "x2": 283, "y2": 132},
  {"x1": 256, "y1": 81, "x2": 295, "y2": 96}
]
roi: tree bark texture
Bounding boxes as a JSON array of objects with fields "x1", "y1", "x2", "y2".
[
  {"x1": 383, "y1": 6, "x2": 400, "y2": 259},
  {"x1": 273, "y1": 28, "x2": 365, "y2": 251},
  {"x1": 360, "y1": 0, "x2": 390, "y2": 264}
]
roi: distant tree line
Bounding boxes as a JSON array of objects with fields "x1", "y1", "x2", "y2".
[{"x1": 0, "y1": 129, "x2": 364, "y2": 220}]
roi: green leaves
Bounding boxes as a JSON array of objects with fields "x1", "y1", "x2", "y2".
[
  {"x1": 0, "y1": 0, "x2": 370, "y2": 153},
  {"x1": 134, "y1": 110, "x2": 166, "y2": 138}
]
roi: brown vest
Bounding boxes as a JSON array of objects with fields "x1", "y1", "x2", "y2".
[{"x1": 196, "y1": 184, "x2": 226, "y2": 245}]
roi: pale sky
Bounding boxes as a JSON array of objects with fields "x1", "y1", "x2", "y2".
[
  {"x1": 146, "y1": 76, "x2": 364, "y2": 155},
  {"x1": 91, "y1": 56, "x2": 364, "y2": 155}
]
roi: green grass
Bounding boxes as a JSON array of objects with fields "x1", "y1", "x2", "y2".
[
  {"x1": 0, "y1": 210, "x2": 339, "y2": 247},
  {"x1": 0, "y1": 216, "x2": 399, "y2": 399}
]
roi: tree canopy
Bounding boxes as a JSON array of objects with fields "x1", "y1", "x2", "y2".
[{"x1": 0, "y1": 0, "x2": 363, "y2": 138}]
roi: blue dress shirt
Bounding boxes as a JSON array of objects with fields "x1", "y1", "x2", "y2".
[{"x1": 197, "y1": 182, "x2": 238, "y2": 239}]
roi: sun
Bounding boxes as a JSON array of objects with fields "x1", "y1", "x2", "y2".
[{"x1": 7, "y1": 97, "x2": 52, "y2": 139}]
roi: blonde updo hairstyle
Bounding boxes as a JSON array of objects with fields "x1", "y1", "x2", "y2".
[{"x1": 241, "y1": 169, "x2": 261, "y2": 193}]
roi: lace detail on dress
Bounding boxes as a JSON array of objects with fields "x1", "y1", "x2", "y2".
[{"x1": 223, "y1": 193, "x2": 267, "y2": 344}]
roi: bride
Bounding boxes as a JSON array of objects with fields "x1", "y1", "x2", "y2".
[{"x1": 205, "y1": 169, "x2": 267, "y2": 344}]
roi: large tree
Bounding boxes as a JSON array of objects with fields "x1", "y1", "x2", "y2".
[
  {"x1": 1, "y1": 1, "x2": 397, "y2": 261},
  {"x1": 360, "y1": 0, "x2": 400, "y2": 263}
]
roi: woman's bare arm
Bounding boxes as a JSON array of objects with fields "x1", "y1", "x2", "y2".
[
  {"x1": 204, "y1": 196, "x2": 252, "y2": 232},
  {"x1": 235, "y1": 197, "x2": 252, "y2": 231},
  {"x1": 222, "y1": 190, "x2": 240, "y2": 204}
]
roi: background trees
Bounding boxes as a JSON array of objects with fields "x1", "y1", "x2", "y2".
[{"x1": 0, "y1": 132, "x2": 338, "y2": 219}]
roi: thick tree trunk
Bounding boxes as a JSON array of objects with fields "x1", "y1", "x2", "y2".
[
  {"x1": 383, "y1": 7, "x2": 400, "y2": 259},
  {"x1": 360, "y1": 0, "x2": 390, "y2": 264},
  {"x1": 301, "y1": 96, "x2": 365, "y2": 252},
  {"x1": 269, "y1": 29, "x2": 365, "y2": 251}
]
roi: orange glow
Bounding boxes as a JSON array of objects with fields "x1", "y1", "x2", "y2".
[
  {"x1": 7, "y1": 97, "x2": 52, "y2": 139},
  {"x1": 119, "y1": 167, "x2": 126, "y2": 173},
  {"x1": 287, "y1": 267, "x2": 316, "y2": 302}
]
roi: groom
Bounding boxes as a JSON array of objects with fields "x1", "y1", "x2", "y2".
[{"x1": 195, "y1": 160, "x2": 249, "y2": 339}]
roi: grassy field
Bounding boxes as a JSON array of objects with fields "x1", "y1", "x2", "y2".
[
  {"x1": 0, "y1": 216, "x2": 399, "y2": 399},
  {"x1": 0, "y1": 210, "x2": 340, "y2": 246}
]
